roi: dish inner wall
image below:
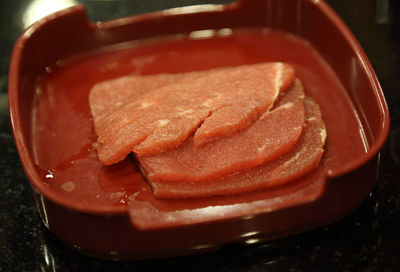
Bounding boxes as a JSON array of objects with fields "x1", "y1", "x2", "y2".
[{"x1": 30, "y1": 28, "x2": 367, "y2": 208}]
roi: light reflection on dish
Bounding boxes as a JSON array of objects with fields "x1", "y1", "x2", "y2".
[{"x1": 23, "y1": 0, "x2": 77, "y2": 28}]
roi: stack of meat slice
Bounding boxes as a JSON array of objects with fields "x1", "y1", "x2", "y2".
[{"x1": 89, "y1": 62, "x2": 326, "y2": 199}]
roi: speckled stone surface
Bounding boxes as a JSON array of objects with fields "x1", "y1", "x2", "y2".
[{"x1": 1, "y1": 0, "x2": 399, "y2": 271}]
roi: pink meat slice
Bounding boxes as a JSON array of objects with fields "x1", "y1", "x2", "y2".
[
  {"x1": 192, "y1": 62, "x2": 295, "y2": 146},
  {"x1": 94, "y1": 63, "x2": 292, "y2": 142},
  {"x1": 135, "y1": 63, "x2": 296, "y2": 151},
  {"x1": 89, "y1": 71, "x2": 209, "y2": 118},
  {"x1": 92, "y1": 62, "x2": 295, "y2": 165},
  {"x1": 145, "y1": 97, "x2": 326, "y2": 199},
  {"x1": 137, "y1": 79, "x2": 305, "y2": 182}
]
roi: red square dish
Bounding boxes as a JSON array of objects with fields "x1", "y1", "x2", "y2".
[{"x1": 8, "y1": 0, "x2": 389, "y2": 259}]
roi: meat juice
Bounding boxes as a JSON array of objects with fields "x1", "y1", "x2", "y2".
[{"x1": 31, "y1": 28, "x2": 367, "y2": 209}]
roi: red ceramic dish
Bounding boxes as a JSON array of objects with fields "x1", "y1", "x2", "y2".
[{"x1": 9, "y1": 0, "x2": 389, "y2": 260}]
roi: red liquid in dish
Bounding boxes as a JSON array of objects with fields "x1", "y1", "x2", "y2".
[{"x1": 31, "y1": 28, "x2": 367, "y2": 211}]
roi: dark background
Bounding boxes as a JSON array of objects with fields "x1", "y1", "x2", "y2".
[{"x1": 1, "y1": 0, "x2": 399, "y2": 271}]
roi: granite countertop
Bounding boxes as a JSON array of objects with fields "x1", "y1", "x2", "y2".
[{"x1": 1, "y1": 0, "x2": 399, "y2": 271}]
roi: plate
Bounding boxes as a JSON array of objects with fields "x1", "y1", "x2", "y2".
[{"x1": 8, "y1": 0, "x2": 389, "y2": 259}]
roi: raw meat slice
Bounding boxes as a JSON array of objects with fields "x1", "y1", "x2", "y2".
[
  {"x1": 137, "y1": 79, "x2": 305, "y2": 182},
  {"x1": 91, "y1": 62, "x2": 295, "y2": 165},
  {"x1": 89, "y1": 70, "x2": 215, "y2": 129},
  {"x1": 192, "y1": 63, "x2": 296, "y2": 146},
  {"x1": 144, "y1": 97, "x2": 326, "y2": 199},
  {"x1": 89, "y1": 70, "x2": 209, "y2": 117},
  {"x1": 94, "y1": 63, "x2": 292, "y2": 142},
  {"x1": 96, "y1": 106, "x2": 212, "y2": 165},
  {"x1": 145, "y1": 97, "x2": 326, "y2": 199}
]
